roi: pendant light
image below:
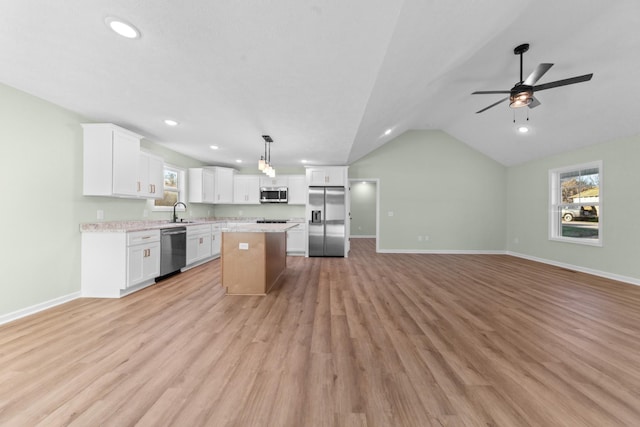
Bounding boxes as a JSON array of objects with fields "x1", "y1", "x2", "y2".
[{"x1": 258, "y1": 135, "x2": 276, "y2": 177}]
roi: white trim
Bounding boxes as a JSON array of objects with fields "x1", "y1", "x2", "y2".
[
  {"x1": 350, "y1": 235, "x2": 376, "y2": 238},
  {"x1": 377, "y1": 249, "x2": 507, "y2": 255},
  {"x1": 348, "y1": 178, "x2": 380, "y2": 252},
  {"x1": 0, "y1": 292, "x2": 81, "y2": 326},
  {"x1": 507, "y1": 251, "x2": 640, "y2": 287},
  {"x1": 549, "y1": 160, "x2": 603, "y2": 246}
]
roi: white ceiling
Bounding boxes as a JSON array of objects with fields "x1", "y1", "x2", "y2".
[{"x1": 1, "y1": 0, "x2": 639, "y2": 167}]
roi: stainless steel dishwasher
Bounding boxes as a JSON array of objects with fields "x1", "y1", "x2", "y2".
[{"x1": 159, "y1": 227, "x2": 187, "y2": 277}]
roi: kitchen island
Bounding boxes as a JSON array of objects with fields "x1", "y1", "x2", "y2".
[{"x1": 221, "y1": 223, "x2": 298, "y2": 295}]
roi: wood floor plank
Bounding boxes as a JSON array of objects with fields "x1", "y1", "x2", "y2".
[{"x1": 2, "y1": 239, "x2": 640, "y2": 426}]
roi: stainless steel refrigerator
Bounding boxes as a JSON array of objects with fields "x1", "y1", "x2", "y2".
[{"x1": 308, "y1": 186, "x2": 345, "y2": 257}]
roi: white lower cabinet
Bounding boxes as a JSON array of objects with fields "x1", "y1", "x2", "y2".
[
  {"x1": 127, "y1": 238, "x2": 161, "y2": 287},
  {"x1": 81, "y1": 229, "x2": 161, "y2": 298},
  {"x1": 186, "y1": 224, "x2": 212, "y2": 266},
  {"x1": 286, "y1": 223, "x2": 306, "y2": 255},
  {"x1": 211, "y1": 224, "x2": 222, "y2": 258}
]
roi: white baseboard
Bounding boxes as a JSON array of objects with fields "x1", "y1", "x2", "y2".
[
  {"x1": 377, "y1": 249, "x2": 507, "y2": 255},
  {"x1": 0, "y1": 292, "x2": 81, "y2": 326},
  {"x1": 507, "y1": 251, "x2": 640, "y2": 287}
]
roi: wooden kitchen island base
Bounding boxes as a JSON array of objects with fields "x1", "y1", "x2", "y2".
[{"x1": 221, "y1": 230, "x2": 287, "y2": 295}]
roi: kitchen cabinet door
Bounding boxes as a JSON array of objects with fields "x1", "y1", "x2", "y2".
[
  {"x1": 112, "y1": 131, "x2": 140, "y2": 197},
  {"x1": 260, "y1": 176, "x2": 288, "y2": 187},
  {"x1": 286, "y1": 224, "x2": 306, "y2": 255},
  {"x1": 305, "y1": 166, "x2": 348, "y2": 186},
  {"x1": 211, "y1": 226, "x2": 222, "y2": 258},
  {"x1": 213, "y1": 167, "x2": 235, "y2": 203},
  {"x1": 138, "y1": 152, "x2": 164, "y2": 199},
  {"x1": 127, "y1": 241, "x2": 160, "y2": 288},
  {"x1": 83, "y1": 123, "x2": 144, "y2": 198},
  {"x1": 186, "y1": 225, "x2": 212, "y2": 265},
  {"x1": 233, "y1": 175, "x2": 260, "y2": 204},
  {"x1": 287, "y1": 175, "x2": 307, "y2": 204},
  {"x1": 189, "y1": 168, "x2": 215, "y2": 203}
]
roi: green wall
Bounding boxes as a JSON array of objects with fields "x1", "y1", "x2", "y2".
[
  {"x1": 506, "y1": 134, "x2": 640, "y2": 282},
  {"x1": 350, "y1": 181, "x2": 377, "y2": 236},
  {"x1": 2, "y1": 81, "x2": 639, "y2": 320},
  {"x1": 0, "y1": 83, "x2": 210, "y2": 319},
  {"x1": 349, "y1": 130, "x2": 507, "y2": 251}
]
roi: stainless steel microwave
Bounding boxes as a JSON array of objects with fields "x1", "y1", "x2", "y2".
[{"x1": 260, "y1": 187, "x2": 288, "y2": 203}]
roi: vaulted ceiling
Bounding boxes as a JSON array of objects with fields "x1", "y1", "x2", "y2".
[{"x1": 1, "y1": 1, "x2": 639, "y2": 167}]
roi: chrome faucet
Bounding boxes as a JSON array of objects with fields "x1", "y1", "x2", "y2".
[{"x1": 173, "y1": 202, "x2": 187, "y2": 223}]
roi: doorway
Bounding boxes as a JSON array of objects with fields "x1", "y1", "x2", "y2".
[{"x1": 348, "y1": 179, "x2": 379, "y2": 252}]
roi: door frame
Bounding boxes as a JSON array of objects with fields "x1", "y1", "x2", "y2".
[{"x1": 348, "y1": 178, "x2": 380, "y2": 253}]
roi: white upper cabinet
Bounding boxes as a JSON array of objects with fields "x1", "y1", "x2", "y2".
[
  {"x1": 188, "y1": 168, "x2": 215, "y2": 203},
  {"x1": 233, "y1": 175, "x2": 260, "y2": 204},
  {"x1": 138, "y1": 152, "x2": 164, "y2": 199},
  {"x1": 189, "y1": 166, "x2": 235, "y2": 204},
  {"x1": 212, "y1": 167, "x2": 235, "y2": 204},
  {"x1": 83, "y1": 123, "x2": 144, "y2": 197},
  {"x1": 306, "y1": 166, "x2": 348, "y2": 186},
  {"x1": 286, "y1": 175, "x2": 307, "y2": 204},
  {"x1": 260, "y1": 175, "x2": 288, "y2": 187}
]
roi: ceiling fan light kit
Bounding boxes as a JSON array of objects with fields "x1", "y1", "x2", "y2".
[{"x1": 472, "y1": 43, "x2": 593, "y2": 114}]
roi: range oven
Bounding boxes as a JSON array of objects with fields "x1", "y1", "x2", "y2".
[{"x1": 260, "y1": 187, "x2": 288, "y2": 203}]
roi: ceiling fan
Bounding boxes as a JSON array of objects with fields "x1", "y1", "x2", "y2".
[{"x1": 472, "y1": 43, "x2": 593, "y2": 114}]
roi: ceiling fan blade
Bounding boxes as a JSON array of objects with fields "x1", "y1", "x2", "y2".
[
  {"x1": 533, "y1": 73, "x2": 593, "y2": 91},
  {"x1": 472, "y1": 90, "x2": 510, "y2": 95},
  {"x1": 475, "y1": 97, "x2": 509, "y2": 114},
  {"x1": 523, "y1": 63, "x2": 553, "y2": 85},
  {"x1": 528, "y1": 96, "x2": 541, "y2": 109}
]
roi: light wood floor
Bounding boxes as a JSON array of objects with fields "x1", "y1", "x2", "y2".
[{"x1": 2, "y1": 239, "x2": 640, "y2": 426}]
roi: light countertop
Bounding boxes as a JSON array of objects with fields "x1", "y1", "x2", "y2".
[
  {"x1": 221, "y1": 223, "x2": 299, "y2": 233},
  {"x1": 80, "y1": 218, "x2": 303, "y2": 233}
]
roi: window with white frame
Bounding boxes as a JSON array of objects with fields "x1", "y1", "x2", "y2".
[
  {"x1": 154, "y1": 165, "x2": 186, "y2": 210},
  {"x1": 549, "y1": 161, "x2": 602, "y2": 245}
]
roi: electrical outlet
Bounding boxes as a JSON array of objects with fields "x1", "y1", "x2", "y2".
[
  {"x1": 239, "y1": 210, "x2": 243, "y2": 216},
  {"x1": 143, "y1": 209, "x2": 148, "y2": 217},
  {"x1": 418, "y1": 235, "x2": 422, "y2": 241},
  {"x1": 424, "y1": 235, "x2": 429, "y2": 241},
  {"x1": 97, "y1": 209, "x2": 104, "y2": 220},
  {"x1": 388, "y1": 211, "x2": 394, "y2": 217},
  {"x1": 514, "y1": 237, "x2": 519, "y2": 244},
  {"x1": 239, "y1": 242, "x2": 249, "y2": 250}
]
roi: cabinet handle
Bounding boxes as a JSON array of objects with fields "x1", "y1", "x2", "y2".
[
  {"x1": 141, "y1": 236, "x2": 151, "y2": 240},
  {"x1": 137, "y1": 181, "x2": 141, "y2": 192},
  {"x1": 199, "y1": 237, "x2": 203, "y2": 244}
]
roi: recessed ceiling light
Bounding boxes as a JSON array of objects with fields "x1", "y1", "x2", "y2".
[
  {"x1": 164, "y1": 119, "x2": 178, "y2": 126},
  {"x1": 518, "y1": 126, "x2": 529, "y2": 133},
  {"x1": 105, "y1": 16, "x2": 140, "y2": 39},
  {"x1": 384, "y1": 128, "x2": 392, "y2": 136},
  {"x1": 210, "y1": 145, "x2": 219, "y2": 150},
  {"x1": 236, "y1": 159, "x2": 243, "y2": 163},
  {"x1": 301, "y1": 159, "x2": 308, "y2": 164}
]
